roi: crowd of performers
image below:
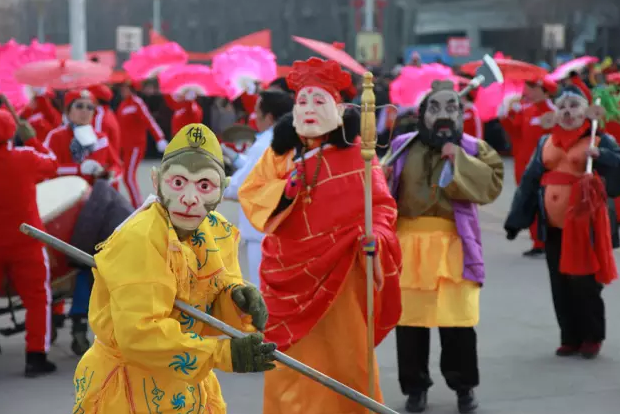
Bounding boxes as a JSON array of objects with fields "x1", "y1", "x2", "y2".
[{"x1": 1, "y1": 53, "x2": 620, "y2": 414}]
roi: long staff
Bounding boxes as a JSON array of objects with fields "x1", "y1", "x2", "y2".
[
  {"x1": 360, "y1": 72, "x2": 377, "y2": 408},
  {"x1": 19, "y1": 223, "x2": 399, "y2": 414}
]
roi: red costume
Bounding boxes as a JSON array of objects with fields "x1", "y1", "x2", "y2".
[
  {"x1": 463, "y1": 102, "x2": 483, "y2": 140},
  {"x1": 116, "y1": 94, "x2": 165, "y2": 208},
  {"x1": 0, "y1": 110, "x2": 58, "y2": 355},
  {"x1": 500, "y1": 77, "x2": 557, "y2": 251},
  {"x1": 19, "y1": 95, "x2": 62, "y2": 142},
  {"x1": 164, "y1": 95, "x2": 204, "y2": 137}
]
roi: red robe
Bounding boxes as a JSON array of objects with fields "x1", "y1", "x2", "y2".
[
  {"x1": 165, "y1": 96, "x2": 204, "y2": 137},
  {"x1": 242, "y1": 141, "x2": 402, "y2": 352},
  {"x1": 116, "y1": 95, "x2": 165, "y2": 151},
  {"x1": 93, "y1": 105, "x2": 121, "y2": 156}
]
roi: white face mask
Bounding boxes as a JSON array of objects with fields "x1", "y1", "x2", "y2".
[
  {"x1": 556, "y1": 94, "x2": 588, "y2": 131},
  {"x1": 158, "y1": 164, "x2": 222, "y2": 231},
  {"x1": 73, "y1": 124, "x2": 98, "y2": 147},
  {"x1": 292, "y1": 86, "x2": 343, "y2": 138}
]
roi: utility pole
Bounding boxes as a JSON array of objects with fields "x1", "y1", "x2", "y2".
[
  {"x1": 69, "y1": 0, "x2": 87, "y2": 60},
  {"x1": 364, "y1": 0, "x2": 374, "y2": 31},
  {"x1": 153, "y1": 0, "x2": 162, "y2": 33}
]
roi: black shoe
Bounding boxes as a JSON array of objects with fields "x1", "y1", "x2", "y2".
[
  {"x1": 457, "y1": 389, "x2": 478, "y2": 413},
  {"x1": 405, "y1": 390, "x2": 428, "y2": 413},
  {"x1": 522, "y1": 248, "x2": 544, "y2": 257},
  {"x1": 52, "y1": 313, "x2": 66, "y2": 329},
  {"x1": 71, "y1": 315, "x2": 91, "y2": 356},
  {"x1": 25, "y1": 352, "x2": 57, "y2": 378}
]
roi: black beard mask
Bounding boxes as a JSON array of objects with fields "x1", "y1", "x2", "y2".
[{"x1": 418, "y1": 118, "x2": 463, "y2": 151}]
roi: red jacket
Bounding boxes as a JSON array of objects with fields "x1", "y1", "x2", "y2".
[
  {"x1": 116, "y1": 95, "x2": 165, "y2": 149},
  {"x1": 93, "y1": 104, "x2": 121, "y2": 156},
  {"x1": 165, "y1": 97, "x2": 203, "y2": 137},
  {"x1": 500, "y1": 99, "x2": 555, "y2": 181},
  {"x1": 19, "y1": 96, "x2": 62, "y2": 142},
  {"x1": 463, "y1": 103, "x2": 483, "y2": 140},
  {"x1": 0, "y1": 139, "x2": 58, "y2": 249},
  {"x1": 43, "y1": 124, "x2": 122, "y2": 186}
]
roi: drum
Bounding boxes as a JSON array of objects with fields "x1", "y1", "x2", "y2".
[{"x1": 36, "y1": 176, "x2": 91, "y2": 297}]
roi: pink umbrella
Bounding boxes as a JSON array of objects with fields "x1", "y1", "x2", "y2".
[
  {"x1": 159, "y1": 64, "x2": 227, "y2": 97},
  {"x1": 14, "y1": 59, "x2": 112, "y2": 90},
  {"x1": 292, "y1": 35, "x2": 367, "y2": 76},
  {"x1": 475, "y1": 80, "x2": 524, "y2": 122},
  {"x1": 0, "y1": 39, "x2": 56, "y2": 109},
  {"x1": 549, "y1": 56, "x2": 599, "y2": 82},
  {"x1": 389, "y1": 64, "x2": 455, "y2": 107},
  {"x1": 123, "y1": 42, "x2": 188, "y2": 81},
  {"x1": 211, "y1": 45, "x2": 278, "y2": 100}
]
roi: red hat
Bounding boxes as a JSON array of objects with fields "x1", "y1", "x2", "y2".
[
  {"x1": 0, "y1": 109, "x2": 16, "y2": 143},
  {"x1": 286, "y1": 57, "x2": 352, "y2": 102},
  {"x1": 567, "y1": 71, "x2": 592, "y2": 103},
  {"x1": 529, "y1": 76, "x2": 558, "y2": 96},
  {"x1": 88, "y1": 84, "x2": 113, "y2": 102},
  {"x1": 64, "y1": 89, "x2": 95, "y2": 109}
]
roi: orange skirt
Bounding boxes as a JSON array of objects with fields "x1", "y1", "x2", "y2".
[{"x1": 397, "y1": 216, "x2": 480, "y2": 328}]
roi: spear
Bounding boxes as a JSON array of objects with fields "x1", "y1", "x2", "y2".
[{"x1": 360, "y1": 71, "x2": 377, "y2": 406}]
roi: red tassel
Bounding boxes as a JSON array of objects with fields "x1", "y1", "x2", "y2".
[{"x1": 560, "y1": 212, "x2": 599, "y2": 275}]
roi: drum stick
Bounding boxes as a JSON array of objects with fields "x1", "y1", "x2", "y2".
[
  {"x1": 0, "y1": 94, "x2": 20, "y2": 123},
  {"x1": 19, "y1": 223, "x2": 398, "y2": 414}
]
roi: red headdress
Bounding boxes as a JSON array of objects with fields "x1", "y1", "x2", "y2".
[
  {"x1": 286, "y1": 57, "x2": 352, "y2": 102},
  {"x1": 64, "y1": 89, "x2": 95, "y2": 109},
  {"x1": 567, "y1": 71, "x2": 592, "y2": 103}
]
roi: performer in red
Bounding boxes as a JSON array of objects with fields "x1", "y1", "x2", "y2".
[
  {"x1": 505, "y1": 78, "x2": 620, "y2": 359},
  {"x1": 460, "y1": 86, "x2": 483, "y2": 140},
  {"x1": 44, "y1": 90, "x2": 122, "y2": 186},
  {"x1": 164, "y1": 91, "x2": 204, "y2": 136},
  {"x1": 89, "y1": 84, "x2": 121, "y2": 157},
  {"x1": 500, "y1": 76, "x2": 557, "y2": 256},
  {"x1": 116, "y1": 81, "x2": 167, "y2": 208},
  {"x1": 239, "y1": 57, "x2": 402, "y2": 414},
  {"x1": 0, "y1": 109, "x2": 58, "y2": 377},
  {"x1": 19, "y1": 88, "x2": 62, "y2": 142}
]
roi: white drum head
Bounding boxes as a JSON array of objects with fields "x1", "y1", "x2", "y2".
[{"x1": 37, "y1": 176, "x2": 90, "y2": 223}]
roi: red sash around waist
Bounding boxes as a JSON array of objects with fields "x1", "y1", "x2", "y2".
[{"x1": 541, "y1": 171, "x2": 580, "y2": 186}]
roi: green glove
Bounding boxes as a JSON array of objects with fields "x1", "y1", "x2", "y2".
[
  {"x1": 17, "y1": 120, "x2": 36, "y2": 141},
  {"x1": 231, "y1": 285, "x2": 268, "y2": 331},
  {"x1": 230, "y1": 332, "x2": 277, "y2": 373}
]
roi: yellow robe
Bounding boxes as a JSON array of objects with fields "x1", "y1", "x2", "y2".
[
  {"x1": 239, "y1": 148, "x2": 384, "y2": 414},
  {"x1": 72, "y1": 201, "x2": 255, "y2": 414},
  {"x1": 396, "y1": 140, "x2": 503, "y2": 327}
]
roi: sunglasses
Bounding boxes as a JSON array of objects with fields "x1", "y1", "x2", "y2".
[{"x1": 74, "y1": 102, "x2": 96, "y2": 111}]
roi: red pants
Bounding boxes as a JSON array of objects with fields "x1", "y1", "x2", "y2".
[
  {"x1": 516, "y1": 163, "x2": 544, "y2": 249},
  {"x1": 0, "y1": 245, "x2": 52, "y2": 352},
  {"x1": 121, "y1": 144, "x2": 145, "y2": 209}
]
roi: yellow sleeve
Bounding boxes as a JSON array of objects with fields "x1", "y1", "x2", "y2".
[
  {"x1": 442, "y1": 140, "x2": 504, "y2": 205},
  {"x1": 200, "y1": 214, "x2": 257, "y2": 337},
  {"x1": 238, "y1": 147, "x2": 294, "y2": 233},
  {"x1": 97, "y1": 223, "x2": 234, "y2": 380}
]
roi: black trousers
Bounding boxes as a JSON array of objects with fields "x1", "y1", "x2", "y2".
[
  {"x1": 545, "y1": 227, "x2": 606, "y2": 346},
  {"x1": 395, "y1": 326, "x2": 479, "y2": 394}
]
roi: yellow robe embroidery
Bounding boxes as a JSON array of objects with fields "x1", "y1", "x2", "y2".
[
  {"x1": 396, "y1": 140, "x2": 503, "y2": 327},
  {"x1": 72, "y1": 202, "x2": 255, "y2": 414}
]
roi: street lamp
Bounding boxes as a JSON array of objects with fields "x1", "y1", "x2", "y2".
[{"x1": 32, "y1": 0, "x2": 50, "y2": 42}]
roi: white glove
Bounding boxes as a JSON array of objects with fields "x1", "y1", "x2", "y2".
[
  {"x1": 156, "y1": 140, "x2": 168, "y2": 153},
  {"x1": 80, "y1": 159, "x2": 104, "y2": 176}
]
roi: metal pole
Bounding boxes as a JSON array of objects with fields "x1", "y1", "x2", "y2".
[
  {"x1": 19, "y1": 223, "x2": 399, "y2": 414},
  {"x1": 36, "y1": 6, "x2": 45, "y2": 43},
  {"x1": 364, "y1": 0, "x2": 374, "y2": 31},
  {"x1": 153, "y1": 0, "x2": 162, "y2": 33},
  {"x1": 69, "y1": 0, "x2": 87, "y2": 60}
]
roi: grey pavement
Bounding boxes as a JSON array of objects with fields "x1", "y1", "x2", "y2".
[{"x1": 1, "y1": 157, "x2": 620, "y2": 414}]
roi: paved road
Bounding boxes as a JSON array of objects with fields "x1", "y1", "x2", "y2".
[{"x1": 2, "y1": 158, "x2": 620, "y2": 414}]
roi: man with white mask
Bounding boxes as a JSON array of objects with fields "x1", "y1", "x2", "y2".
[
  {"x1": 239, "y1": 57, "x2": 402, "y2": 414},
  {"x1": 223, "y1": 89, "x2": 294, "y2": 287}
]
